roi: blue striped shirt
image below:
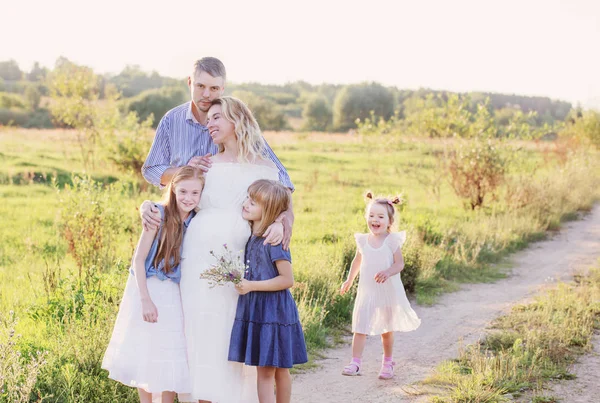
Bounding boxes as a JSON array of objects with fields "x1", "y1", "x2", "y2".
[{"x1": 142, "y1": 102, "x2": 294, "y2": 191}]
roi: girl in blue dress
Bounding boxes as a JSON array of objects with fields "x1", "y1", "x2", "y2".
[
  {"x1": 102, "y1": 166, "x2": 204, "y2": 403},
  {"x1": 229, "y1": 179, "x2": 308, "y2": 403}
]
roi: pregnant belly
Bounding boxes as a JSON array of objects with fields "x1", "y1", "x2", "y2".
[{"x1": 182, "y1": 209, "x2": 251, "y2": 263}]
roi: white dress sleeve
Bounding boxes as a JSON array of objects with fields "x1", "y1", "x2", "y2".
[
  {"x1": 386, "y1": 231, "x2": 407, "y2": 253},
  {"x1": 354, "y1": 233, "x2": 368, "y2": 254}
]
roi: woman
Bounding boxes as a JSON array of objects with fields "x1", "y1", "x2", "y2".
[{"x1": 142, "y1": 97, "x2": 292, "y2": 402}]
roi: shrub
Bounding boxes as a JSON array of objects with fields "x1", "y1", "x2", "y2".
[
  {"x1": 447, "y1": 138, "x2": 506, "y2": 209},
  {"x1": 57, "y1": 176, "x2": 129, "y2": 284},
  {"x1": 301, "y1": 95, "x2": 331, "y2": 131},
  {"x1": 332, "y1": 82, "x2": 394, "y2": 131},
  {"x1": 126, "y1": 86, "x2": 187, "y2": 128},
  {"x1": 0, "y1": 311, "x2": 48, "y2": 403}
]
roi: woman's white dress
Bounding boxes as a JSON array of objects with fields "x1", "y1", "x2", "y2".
[
  {"x1": 178, "y1": 163, "x2": 278, "y2": 403},
  {"x1": 352, "y1": 232, "x2": 421, "y2": 336}
]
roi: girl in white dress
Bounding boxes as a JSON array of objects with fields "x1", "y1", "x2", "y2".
[
  {"x1": 102, "y1": 166, "x2": 204, "y2": 403},
  {"x1": 339, "y1": 192, "x2": 420, "y2": 380}
]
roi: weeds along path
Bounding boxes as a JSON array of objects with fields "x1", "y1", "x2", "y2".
[{"x1": 292, "y1": 205, "x2": 600, "y2": 402}]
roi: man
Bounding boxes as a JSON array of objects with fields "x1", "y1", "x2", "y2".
[{"x1": 141, "y1": 57, "x2": 294, "y2": 248}]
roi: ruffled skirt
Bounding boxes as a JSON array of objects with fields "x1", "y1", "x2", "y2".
[{"x1": 102, "y1": 275, "x2": 190, "y2": 394}]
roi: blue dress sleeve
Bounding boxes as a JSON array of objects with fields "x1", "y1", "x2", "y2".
[{"x1": 268, "y1": 243, "x2": 292, "y2": 263}]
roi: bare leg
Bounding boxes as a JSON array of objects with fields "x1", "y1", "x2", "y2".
[
  {"x1": 257, "y1": 366, "x2": 276, "y2": 403},
  {"x1": 138, "y1": 389, "x2": 152, "y2": 403},
  {"x1": 274, "y1": 368, "x2": 291, "y2": 403},
  {"x1": 352, "y1": 333, "x2": 367, "y2": 358},
  {"x1": 381, "y1": 332, "x2": 394, "y2": 358}
]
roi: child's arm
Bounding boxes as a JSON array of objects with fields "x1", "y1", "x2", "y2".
[
  {"x1": 132, "y1": 226, "x2": 159, "y2": 322},
  {"x1": 375, "y1": 248, "x2": 405, "y2": 283},
  {"x1": 340, "y1": 250, "x2": 362, "y2": 295},
  {"x1": 235, "y1": 260, "x2": 294, "y2": 295}
]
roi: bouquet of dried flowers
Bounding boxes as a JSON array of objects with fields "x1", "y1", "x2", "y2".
[{"x1": 199, "y1": 244, "x2": 247, "y2": 288}]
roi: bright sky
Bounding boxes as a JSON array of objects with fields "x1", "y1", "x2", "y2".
[{"x1": 3, "y1": 0, "x2": 599, "y2": 107}]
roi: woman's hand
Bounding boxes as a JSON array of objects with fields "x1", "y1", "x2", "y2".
[
  {"x1": 340, "y1": 280, "x2": 353, "y2": 295},
  {"x1": 141, "y1": 298, "x2": 158, "y2": 323},
  {"x1": 235, "y1": 279, "x2": 254, "y2": 295},
  {"x1": 263, "y1": 221, "x2": 284, "y2": 246},
  {"x1": 140, "y1": 201, "x2": 162, "y2": 231},
  {"x1": 374, "y1": 269, "x2": 392, "y2": 284}
]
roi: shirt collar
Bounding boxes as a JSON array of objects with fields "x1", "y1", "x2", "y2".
[
  {"x1": 183, "y1": 209, "x2": 197, "y2": 228},
  {"x1": 186, "y1": 101, "x2": 201, "y2": 124}
]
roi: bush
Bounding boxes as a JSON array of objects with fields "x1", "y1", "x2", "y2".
[
  {"x1": 0, "y1": 311, "x2": 48, "y2": 403},
  {"x1": 302, "y1": 95, "x2": 331, "y2": 131},
  {"x1": 126, "y1": 86, "x2": 187, "y2": 128},
  {"x1": 0, "y1": 92, "x2": 25, "y2": 109},
  {"x1": 332, "y1": 82, "x2": 394, "y2": 131},
  {"x1": 232, "y1": 90, "x2": 288, "y2": 131},
  {"x1": 447, "y1": 138, "x2": 506, "y2": 209},
  {"x1": 58, "y1": 176, "x2": 130, "y2": 284}
]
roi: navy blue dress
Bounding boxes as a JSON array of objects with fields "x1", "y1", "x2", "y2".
[{"x1": 228, "y1": 235, "x2": 308, "y2": 368}]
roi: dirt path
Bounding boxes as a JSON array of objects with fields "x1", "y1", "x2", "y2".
[
  {"x1": 292, "y1": 206, "x2": 600, "y2": 402},
  {"x1": 545, "y1": 335, "x2": 600, "y2": 403}
]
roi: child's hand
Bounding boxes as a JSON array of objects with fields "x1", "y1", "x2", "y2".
[
  {"x1": 141, "y1": 298, "x2": 158, "y2": 323},
  {"x1": 235, "y1": 279, "x2": 253, "y2": 295},
  {"x1": 375, "y1": 270, "x2": 391, "y2": 283},
  {"x1": 340, "y1": 280, "x2": 353, "y2": 295}
]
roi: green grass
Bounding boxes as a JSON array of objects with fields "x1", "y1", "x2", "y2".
[
  {"x1": 1, "y1": 128, "x2": 600, "y2": 401},
  {"x1": 423, "y1": 265, "x2": 600, "y2": 403}
]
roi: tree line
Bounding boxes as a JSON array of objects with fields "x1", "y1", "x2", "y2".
[{"x1": 0, "y1": 58, "x2": 577, "y2": 133}]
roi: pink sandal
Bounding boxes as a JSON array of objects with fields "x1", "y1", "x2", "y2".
[
  {"x1": 378, "y1": 360, "x2": 395, "y2": 380},
  {"x1": 342, "y1": 361, "x2": 361, "y2": 376}
]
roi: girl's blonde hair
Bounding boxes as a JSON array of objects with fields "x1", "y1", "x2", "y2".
[
  {"x1": 154, "y1": 166, "x2": 205, "y2": 273},
  {"x1": 365, "y1": 191, "x2": 402, "y2": 233},
  {"x1": 247, "y1": 179, "x2": 290, "y2": 237},
  {"x1": 210, "y1": 96, "x2": 266, "y2": 163}
]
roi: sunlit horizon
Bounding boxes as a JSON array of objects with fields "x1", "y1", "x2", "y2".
[{"x1": 3, "y1": 0, "x2": 599, "y2": 108}]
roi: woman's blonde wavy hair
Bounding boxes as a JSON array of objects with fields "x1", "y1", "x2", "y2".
[{"x1": 210, "y1": 96, "x2": 266, "y2": 163}]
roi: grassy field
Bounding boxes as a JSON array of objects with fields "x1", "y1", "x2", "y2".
[
  {"x1": 424, "y1": 264, "x2": 600, "y2": 403},
  {"x1": 1, "y1": 127, "x2": 599, "y2": 402}
]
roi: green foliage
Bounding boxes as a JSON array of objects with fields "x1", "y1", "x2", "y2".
[
  {"x1": 232, "y1": 90, "x2": 289, "y2": 131},
  {"x1": 0, "y1": 311, "x2": 48, "y2": 403},
  {"x1": 125, "y1": 85, "x2": 187, "y2": 127},
  {"x1": 427, "y1": 269, "x2": 600, "y2": 402},
  {"x1": 24, "y1": 85, "x2": 41, "y2": 111},
  {"x1": 48, "y1": 59, "x2": 101, "y2": 169},
  {"x1": 0, "y1": 92, "x2": 25, "y2": 109},
  {"x1": 447, "y1": 138, "x2": 506, "y2": 209},
  {"x1": 108, "y1": 65, "x2": 180, "y2": 98},
  {"x1": 561, "y1": 109, "x2": 600, "y2": 149},
  {"x1": 333, "y1": 82, "x2": 394, "y2": 131},
  {"x1": 0, "y1": 60, "x2": 23, "y2": 81},
  {"x1": 301, "y1": 95, "x2": 331, "y2": 131},
  {"x1": 58, "y1": 176, "x2": 130, "y2": 284}
]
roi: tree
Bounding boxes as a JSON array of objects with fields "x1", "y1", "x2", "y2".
[
  {"x1": 302, "y1": 95, "x2": 331, "y2": 131},
  {"x1": 24, "y1": 85, "x2": 41, "y2": 110},
  {"x1": 26, "y1": 62, "x2": 48, "y2": 82},
  {"x1": 48, "y1": 59, "x2": 100, "y2": 168},
  {"x1": 126, "y1": 86, "x2": 187, "y2": 127},
  {"x1": 332, "y1": 82, "x2": 394, "y2": 131},
  {"x1": 0, "y1": 60, "x2": 23, "y2": 81},
  {"x1": 232, "y1": 91, "x2": 288, "y2": 131}
]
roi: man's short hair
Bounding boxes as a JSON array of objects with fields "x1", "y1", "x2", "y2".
[{"x1": 193, "y1": 57, "x2": 226, "y2": 81}]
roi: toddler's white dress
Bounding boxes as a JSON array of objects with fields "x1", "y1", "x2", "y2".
[{"x1": 352, "y1": 231, "x2": 421, "y2": 335}]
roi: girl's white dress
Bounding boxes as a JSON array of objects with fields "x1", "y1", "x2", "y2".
[
  {"x1": 102, "y1": 275, "x2": 190, "y2": 394},
  {"x1": 352, "y1": 232, "x2": 421, "y2": 335},
  {"x1": 178, "y1": 163, "x2": 278, "y2": 403}
]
